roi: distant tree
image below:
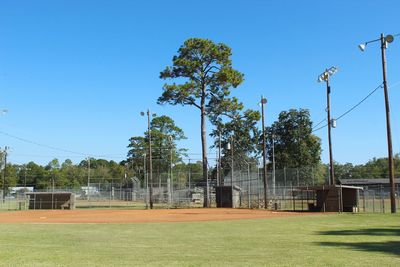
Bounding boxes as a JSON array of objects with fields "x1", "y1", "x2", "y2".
[
  {"x1": 172, "y1": 161, "x2": 203, "y2": 187},
  {"x1": 158, "y1": 38, "x2": 244, "y2": 205},
  {"x1": 333, "y1": 162, "x2": 355, "y2": 180},
  {"x1": 211, "y1": 109, "x2": 261, "y2": 182},
  {"x1": 127, "y1": 115, "x2": 186, "y2": 186},
  {"x1": 334, "y1": 154, "x2": 400, "y2": 179},
  {"x1": 266, "y1": 109, "x2": 321, "y2": 168},
  {"x1": 266, "y1": 109, "x2": 324, "y2": 185},
  {"x1": 151, "y1": 115, "x2": 186, "y2": 186}
]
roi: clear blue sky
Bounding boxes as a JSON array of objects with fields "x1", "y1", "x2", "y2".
[{"x1": 1, "y1": 0, "x2": 400, "y2": 166}]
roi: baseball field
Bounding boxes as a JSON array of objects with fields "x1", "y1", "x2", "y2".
[{"x1": 0, "y1": 209, "x2": 399, "y2": 266}]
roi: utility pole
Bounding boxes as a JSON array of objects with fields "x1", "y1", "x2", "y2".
[
  {"x1": 87, "y1": 157, "x2": 90, "y2": 201},
  {"x1": 24, "y1": 166, "x2": 29, "y2": 188},
  {"x1": 169, "y1": 136, "x2": 173, "y2": 203},
  {"x1": 272, "y1": 134, "x2": 276, "y2": 196},
  {"x1": 358, "y1": 33, "x2": 399, "y2": 213},
  {"x1": 2, "y1": 146, "x2": 8, "y2": 203},
  {"x1": 260, "y1": 96, "x2": 268, "y2": 209},
  {"x1": 230, "y1": 136, "x2": 234, "y2": 207},
  {"x1": 144, "y1": 153, "x2": 148, "y2": 209},
  {"x1": 216, "y1": 150, "x2": 219, "y2": 187},
  {"x1": 227, "y1": 135, "x2": 234, "y2": 208},
  {"x1": 147, "y1": 110, "x2": 154, "y2": 209},
  {"x1": 218, "y1": 130, "x2": 222, "y2": 186},
  {"x1": 318, "y1": 67, "x2": 338, "y2": 186},
  {"x1": 188, "y1": 158, "x2": 191, "y2": 190},
  {"x1": 380, "y1": 34, "x2": 396, "y2": 213},
  {"x1": 326, "y1": 77, "x2": 335, "y2": 186}
]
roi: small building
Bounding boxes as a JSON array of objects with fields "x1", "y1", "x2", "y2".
[
  {"x1": 215, "y1": 185, "x2": 241, "y2": 208},
  {"x1": 26, "y1": 192, "x2": 76, "y2": 210},
  {"x1": 296, "y1": 185, "x2": 363, "y2": 212}
]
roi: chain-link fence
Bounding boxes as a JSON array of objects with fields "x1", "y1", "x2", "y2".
[
  {"x1": 1, "y1": 165, "x2": 399, "y2": 213},
  {"x1": 359, "y1": 185, "x2": 400, "y2": 213}
]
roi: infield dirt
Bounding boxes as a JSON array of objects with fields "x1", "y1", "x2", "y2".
[{"x1": 0, "y1": 208, "x2": 315, "y2": 223}]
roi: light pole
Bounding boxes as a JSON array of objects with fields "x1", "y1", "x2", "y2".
[
  {"x1": 227, "y1": 137, "x2": 234, "y2": 207},
  {"x1": 24, "y1": 166, "x2": 31, "y2": 188},
  {"x1": 218, "y1": 130, "x2": 222, "y2": 186},
  {"x1": 260, "y1": 96, "x2": 268, "y2": 209},
  {"x1": 168, "y1": 135, "x2": 173, "y2": 205},
  {"x1": 2, "y1": 146, "x2": 8, "y2": 203},
  {"x1": 272, "y1": 134, "x2": 276, "y2": 196},
  {"x1": 141, "y1": 109, "x2": 156, "y2": 209},
  {"x1": 85, "y1": 157, "x2": 91, "y2": 201},
  {"x1": 359, "y1": 33, "x2": 399, "y2": 213},
  {"x1": 318, "y1": 66, "x2": 338, "y2": 186}
]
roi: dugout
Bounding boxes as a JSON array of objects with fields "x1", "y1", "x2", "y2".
[
  {"x1": 215, "y1": 185, "x2": 241, "y2": 208},
  {"x1": 295, "y1": 185, "x2": 362, "y2": 212},
  {"x1": 26, "y1": 192, "x2": 76, "y2": 210}
]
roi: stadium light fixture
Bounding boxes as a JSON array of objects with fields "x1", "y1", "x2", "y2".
[{"x1": 317, "y1": 66, "x2": 339, "y2": 186}]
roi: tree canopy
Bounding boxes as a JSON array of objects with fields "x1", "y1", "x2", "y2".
[{"x1": 266, "y1": 109, "x2": 322, "y2": 169}]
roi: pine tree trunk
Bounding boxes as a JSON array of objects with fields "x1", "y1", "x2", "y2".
[{"x1": 201, "y1": 95, "x2": 209, "y2": 208}]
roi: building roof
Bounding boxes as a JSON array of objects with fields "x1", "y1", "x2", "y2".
[
  {"x1": 339, "y1": 178, "x2": 400, "y2": 185},
  {"x1": 296, "y1": 185, "x2": 363, "y2": 191}
]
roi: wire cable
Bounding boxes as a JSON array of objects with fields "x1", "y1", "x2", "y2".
[
  {"x1": 0, "y1": 130, "x2": 102, "y2": 157},
  {"x1": 312, "y1": 82, "x2": 384, "y2": 133}
]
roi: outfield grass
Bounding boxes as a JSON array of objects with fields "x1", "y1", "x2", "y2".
[{"x1": 0, "y1": 213, "x2": 399, "y2": 266}]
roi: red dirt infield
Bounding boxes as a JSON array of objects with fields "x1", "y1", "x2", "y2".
[{"x1": 0, "y1": 208, "x2": 314, "y2": 224}]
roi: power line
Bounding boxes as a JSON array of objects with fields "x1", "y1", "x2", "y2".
[
  {"x1": 336, "y1": 83, "x2": 383, "y2": 121},
  {"x1": 312, "y1": 118, "x2": 327, "y2": 130},
  {"x1": 0, "y1": 130, "x2": 103, "y2": 157},
  {"x1": 312, "y1": 82, "x2": 384, "y2": 133}
]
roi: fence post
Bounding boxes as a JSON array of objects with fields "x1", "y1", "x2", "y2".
[
  {"x1": 306, "y1": 185, "x2": 309, "y2": 211},
  {"x1": 381, "y1": 185, "x2": 385, "y2": 213},
  {"x1": 167, "y1": 178, "x2": 171, "y2": 207},
  {"x1": 322, "y1": 185, "x2": 326, "y2": 213},
  {"x1": 292, "y1": 183, "x2": 295, "y2": 212},
  {"x1": 284, "y1": 167, "x2": 287, "y2": 187},
  {"x1": 372, "y1": 190, "x2": 375, "y2": 213},
  {"x1": 339, "y1": 185, "x2": 343, "y2": 213},
  {"x1": 257, "y1": 166, "x2": 261, "y2": 208},
  {"x1": 247, "y1": 164, "x2": 250, "y2": 209},
  {"x1": 363, "y1": 189, "x2": 366, "y2": 212},
  {"x1": 397, "y1": 184, "x2": 399, "y2": 211}
]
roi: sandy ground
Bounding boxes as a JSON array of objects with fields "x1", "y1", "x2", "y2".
[{"x1": 0, "y1": 208, "x2": 314, "y2": 224}]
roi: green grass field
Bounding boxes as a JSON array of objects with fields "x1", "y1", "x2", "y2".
[{"x1": 0, "y1": 213, "x2": 399, "y2": 266}]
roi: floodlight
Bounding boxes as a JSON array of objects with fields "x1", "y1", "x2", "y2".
[
  {"x1": 317, "y1": 66, "x2": 338, "y2": 83},
  {"x1": 328, "y1": 67, "x2": 338, "y2": 75},
  {"x1": 140, "y1": 111, "x2": 145, "y2": 116},
  {"x1": 386, "y1": 35, "x2": 394, "y2": 43},
  {"x1": 358, "y1": 43, "x2": 366, "y2": 52}
]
